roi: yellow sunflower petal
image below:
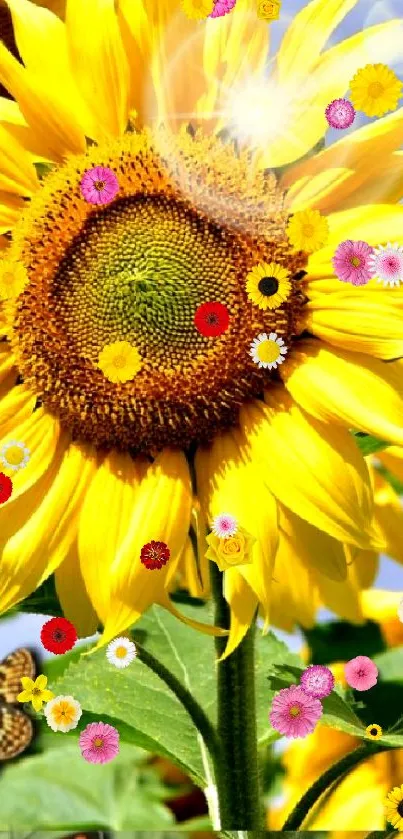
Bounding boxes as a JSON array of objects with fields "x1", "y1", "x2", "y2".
[
  {"x1": 0, "y1": 442, "x2": 99, "y2": 613},
  {"x1": 378, "y1": 442, "x2": 403, "y2": 485},
  {"x1": 309, "y1": 204, "x2": 403, "y2": 274},
  {"x1": 275, "y1": 0, "x2": 358, "y2": 85},
  {"x1": 282, "y1": 108, "x2": 403, "y2": 214},
  {"x1": 66, "y1": 0, "x2": 130, "y2": 139},
  {"x1": 0, "y1": 407, "x2": 63, "y2": 507},
  {"x1": 78, "y1": 450, "x2": 145, "y2": 624},
  {"x1": 95, "y1": 449, "x2": 193, "y2": 648},
  {"x1": 270, "y1": 521, "x2": 319, "y2": 632},
  {"x1": 0, "y1": 38, "x2": 85, "y2": 161},
  {"x1": 240, "y1": 390, "x2": 376, "y2": 549},
  {"x1": 0, "y1": 385, "x2": 36, "y2": 438},
  {"x1": 371, "y1": 469, "x2": 403, "y2": 566},
  {"x1": 282, "y1": 339, "x2": 403, "y2": 446},
  {"x1": 305, "y1": 290, "x2": 403, "y2": 360},
  {"x1": 219, "y1": 569, "x2": 258, "y2": 661},
  {"x1": 0, "y1": 191, "x2": 25, "y2": 233},
  {"x1": 278, "y1": 503, "x2": 348, "y2": 583},
  {"x1": 55, "y1": 542, "x2": 99, "y2": 638},
  {"x1": 0, "y1": 120, "x2": 38, "y2": 196},
  {"x1": 195, "y1": 428, "x2": 279, "y2": 625},
  {"x1": 313, "y1": 552, "x2": 365, "y2": 624},
  {"x1": 0, "y1": 96, "x2": 55, "y2": 163}
]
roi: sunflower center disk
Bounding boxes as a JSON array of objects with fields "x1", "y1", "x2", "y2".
[{"x1": 11, "y1": 136, "x2": 307, "y2": 453}]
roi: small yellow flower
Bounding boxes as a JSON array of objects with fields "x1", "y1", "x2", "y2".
[
  {"x1": 44, "y1": 695, "x2": 82, "y2": 732},
  {"x1": 365, "y1": 723, "x2": 383, "y2": 740},
  {"x1": 350, "y1": 63, "x2": 402, "y2": 118},
  {"x1": 0, "y1": 260, "x2": 28, "y2": 300},
  {"x1": 257, "y1": 0, "x2": 281, "y2": 20},
  {"x1": 98, "y1": 340, "x2": 142, "y2": 383},
  {"x1": 385, "y1": 784, "x2": 403, "y2": 830},
  {"x1": 286, "y1": 209, "x2": 329, "y2": 253},
  {"x1": 0, "y1": 440, "x2": 30, "y2": 473},
  {"x1": 246, "y1": 262, "x2": 291, "y2": 311},
  {"x1": 181, "y1": 0, "x2": 214, "y2": 19},
  {"x1": 17, "y1": 674, "x2": 55, "y2": 713},
  {"x1": 206, "y1": 526, "x2": 256, "y2": 571}
]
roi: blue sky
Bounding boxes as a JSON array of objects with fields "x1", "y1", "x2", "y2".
[{"x1": 1, "y1": 0, "x2": 403, "y2": 661}]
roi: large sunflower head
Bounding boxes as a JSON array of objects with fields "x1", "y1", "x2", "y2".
[{"x1": 0, "y1": 0, "x2": 403, "y2": 654}]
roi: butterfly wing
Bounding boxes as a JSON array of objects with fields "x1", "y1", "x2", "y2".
[
  {"x1": 0, "y1": 704, "x2": 33, "y2": 760},
  {"x1": 0, "y1": 648, "x2": 36, "y2": 703}
]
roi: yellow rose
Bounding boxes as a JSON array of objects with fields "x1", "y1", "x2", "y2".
[
  {"x1": 206, "y1": 527, "x2": 255, "y2": 571},
  {"x1": 257, "y1": 0, "x2": 281, "y2": 20}
]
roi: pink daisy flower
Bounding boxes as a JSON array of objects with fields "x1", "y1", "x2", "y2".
[
  {"x1": 269, "y1": 685, "x2": 323, "y2": 738},
  {"x1": 80, "y1": 166, "x2": 119, "y2": 206},
  {"x1": 332, "y1": 239, "x2": 374, "y2": 286},
  {"x1": 368, "y1": 242, "x2": 403, "y2": 286},
  {"x1": 325, "y1": 98, "x2": 355, "y2": 130},
  {"x1": 300, "y1": 664, "x2": 335, "y2": 699},
  {"x1": 79, "y1": 721, "x2": 120, "y2": 764},
  {"x1": 210, "y1": 0, "x2": 236, "y2": 17},
  {"x1": 344, "y1": 656, "x2": 378, "y2": 691},
  {"x1": 211, "y1": 513, "x2": 238, "y2": 539}
]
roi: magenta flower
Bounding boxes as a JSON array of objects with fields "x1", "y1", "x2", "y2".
[
  {"x1": 79, "y1": 721, "x2": 120, "y2": 764},
  {"x1": 300, "y1": 665, "x2": 335, "y2": 699},
  {"x1": 325, "y1": 98, "x2": 355, "y2": 130},
  {"x1": 332, "y1": 239, "x2": 374, "y2": 286},
  {"x1": 80, "y1": 166, "x2": 119, "y2": 206},
  {"x1": 210, "y1": 0, "x2": 236, "y2": 16},
  {"x1": 269, "y1": 685, "x2": 323, "y2": 738},
  {"x1": 344, "y1": 656, "x2": 378, "y2": 691}
]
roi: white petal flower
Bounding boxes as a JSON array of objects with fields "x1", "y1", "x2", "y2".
[{"x1": 106, "y1": 637, "x2": 137, "y2": 668}]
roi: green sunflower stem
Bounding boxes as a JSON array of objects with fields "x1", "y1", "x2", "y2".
[
  {"x1": 211, "y1": 563, "x2": 263, "y2": 831},
  {"x1": 281, "y1": 742, "x2": 394, "y2": 831}
]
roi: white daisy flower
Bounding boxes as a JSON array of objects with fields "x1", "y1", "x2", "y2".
[
  {"x1": 249, "y1": 332, "x2": 287, "y2": 369},
  {"x1": 0, "y1": 440, "x2": 30, "y2": 472},
  {"x1": 106, "y1": 637, "x2": 137, "y2": 668},
  {"x1": 44, "y1": 695, "x2": 82, "y2": 733},
  {"x1": 369, "y1": 242, "x2": 403, "y2": 286},
  {"x1": 212, "y1": 513, "x2": 238, "y2": 539},
  {"x1": 398, "y1": 596, "x2": 403, "y2": 624}
]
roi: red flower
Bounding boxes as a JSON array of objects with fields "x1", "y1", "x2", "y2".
[
  {"x1": 140, "y1": 541, "x2": 170, "y2": 570},
  {"x1": 0, "y1": 472, "x2": 12, "y2": 504},
  {"x1": 194, "y1": 302, "x2": 229, "y2": 337},
  {"x1": 40, "y1": 617, "x2": 77, "y2": 654}
]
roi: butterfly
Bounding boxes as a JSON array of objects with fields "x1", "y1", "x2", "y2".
[{"x1": 0, "y1": 648, "x2": 36, "y2": 760}]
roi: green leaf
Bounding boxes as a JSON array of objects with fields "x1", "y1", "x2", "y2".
[
  {"x1": 33, "y1": 161, "x2": 57, "y2": 179},
  {"x1": 351, "y1": 430, "x2": 390, "y2": 456},
  {"x1": 51, "y1": 604, "x2": 218, "y2": 787},
  {"x1": 0, "y1": 741, "x2": 175, "y2": 830}
]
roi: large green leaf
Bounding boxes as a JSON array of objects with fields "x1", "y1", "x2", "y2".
[
  {"x1": 48, "y1": 605, "x2": 299, "y2": 786},
  {"x1": 351, "y1": 431, "x2": 389, "y2": 456},
  {"x1": 0, "y1": 740, "x2": 175, "y2": 830}
]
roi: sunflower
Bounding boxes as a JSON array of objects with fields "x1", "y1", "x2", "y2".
[
  {"x1": 385, "y1": 785, "x2": 403, "y2": 831},
  {"x1": 366, "y1": 723, "x2": 383, "y2": 740},
  {"x1": 1, "y1": 0, "x2": 403, "y2": 657},
  {"x1": 245, "y1": 262, "x2": 292, "y2": 310}
]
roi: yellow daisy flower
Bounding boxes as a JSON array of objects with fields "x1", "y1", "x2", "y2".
[
  {"x1": 17, "y1": 674, "x2": 54, "y2": 713},
  {"x1": 350, "y1": 63, "x2": 403, "y2": 118},
  {"x1": 245, "y1": 262, "x2": 291, "y2": 310},
  {"x1": 0, "y1": 259, "x2": 28, "y2": 299},
  {"x1": 286, "y1": 209, "x2": 329, "y2": 253},
  {"x1": 385, "y1": 785, "x2": 403, "y2": 831},
  {"x1": 181, "y1": 0, "x2": 214, "y2": 19},
  {"x1": 365, "y1": 723, "x2": 383, "y2": 740},
  {"x1": 0, "y1": 0, "x2": 403, "y2": 658},
  {"x1": 98, "y1": 341, "x2": 142, "y2": 384}
]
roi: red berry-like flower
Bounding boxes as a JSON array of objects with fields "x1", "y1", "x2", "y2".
[
  {"x1": 0, "y1": 472, "x2": 12, "y2": 503},
  {"x1": 40, "y1": 617, "x2": 77, "y2": 654},
  {"x1": 194, "y1": 302, "x2": 229, "y2": 337},
  {"x1": 140, "y1": 541, "x2": 171, "y2": 570}
]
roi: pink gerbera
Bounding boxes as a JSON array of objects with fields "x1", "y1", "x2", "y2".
[
  {"x1": 80, "y1": 166, "x2": 119, "y2": 206},
  {"x1": 269, "y1": 685, "x2": 323, "y2": 738},
  {"x1": 79, "y1": 721, "x2": 120, "y2": 764},
  {"x1": 325, "y1": 98, "x2": 355, "y2": 130},
  {"x1": 332, "y1": 239, "x2": 374, "y2": 285},
  {"x1": 344, "y1": 656, "x2": 378, "y2": 691},
  {"x1": 300, "y1": 664, "x2": 335, "y2": 699},
  {"x1": 210, "y1": 0, "x2": 236, "y2": 17}
]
